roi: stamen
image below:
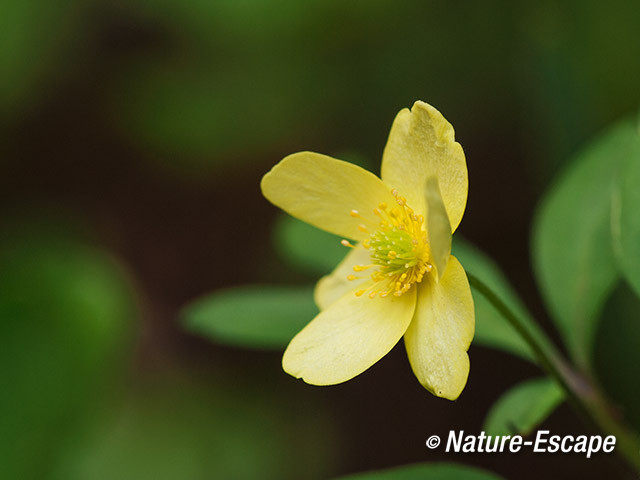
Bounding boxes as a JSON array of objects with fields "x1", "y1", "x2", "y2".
[
  {"x1": 348, "y1": 188, "x2": 433, "y2": 299},
  {"x1": 353, "y1": 265, "x2": 373, "y2": 272},
  {"x1": 341, "y1": 239, "x2": 355, "y2": 248}
]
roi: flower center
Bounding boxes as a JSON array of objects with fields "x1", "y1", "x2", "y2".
[{"x1": 344, "y1": 189, "x2": 432, "y2": 298}]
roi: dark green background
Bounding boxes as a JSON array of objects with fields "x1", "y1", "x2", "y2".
[{"x1": 1, "y1": 1, "x2": 639, "y2": 479}]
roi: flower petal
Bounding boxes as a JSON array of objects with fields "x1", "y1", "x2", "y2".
[
  {"x1": 381, "y1": 101, "x2": 468, "y2": 232},
  {"x1": 283, "y1": 286, "x2": 417, "y2": 385},
  {"x1": 314, "y1": 245, "x2": 371, "y2": 310},
  {"x1": 426, "y1": 176, "x2": 452, "y2": 281},
  {"x1": 404, "y1": 256, "x2": 474, "y2": 400},
  {"x1": 261, "y1": 152, "x2": 397, "y2": 241}
]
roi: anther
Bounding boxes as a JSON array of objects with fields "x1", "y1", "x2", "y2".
[
  {"x1": 341, "y1": 239, "x2": 355, "y2": 248},
  {"x1": 350, "y1": 209, "x2": 360, "y2": 217},
  {"x1": 357, "y1": 224, "x2": 368, "y2": 233},
  {"x1": 347, "y1": 275, "x2": 357, "y2": 281}
]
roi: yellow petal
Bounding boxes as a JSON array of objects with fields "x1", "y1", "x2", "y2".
[
  {"x1": 425, "y1": 176, "x2": 452, "y2": 281},
  {"x1": 381, "y1": 101, "x2": 468, "y2": 232},
  {"x1": 283, "y1": 286, "x2": 417, "y2": 385},
  {"x1": 261, "y1": 152, "x2": 397, "y2": 241},
  {"x1": 404, "y1": 256, "x2": 474, "y2": 400},
  {"x1": 314, "y1": 245, "x2": 371, "y2": 310}
]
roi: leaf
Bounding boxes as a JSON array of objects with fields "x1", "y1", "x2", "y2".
[
  {"x1": 183, "y1": 285, "x2": 317, "y2": 349},
  {"x1": 483, "y1": 377, "x2": 564, "y2": 437},
  {"x1": 452, "y1": 238, "x2": 538, "y2": 362},
  {"x1": 0, "y1": 229, "x2": 137, "y2": 480},
  {"x1": 272, "y1": 214, "x2": 346, "y2": 275},
  {"x1": 533, "y1": 118, "x2": 639, "y2": 367},
  {"x1": 612, "y1": 118, "x2": 640, "y2": 297},
  {"x1": 333, "y1": 462, "x2": 505, "y2": 480},
  {"x1": 594, "y1": 282, "x2": 640, "y2": 431}
]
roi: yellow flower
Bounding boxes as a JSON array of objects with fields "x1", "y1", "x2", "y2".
[{"x1": 261, "y1": 101, "x2": 474, "y2": 400}]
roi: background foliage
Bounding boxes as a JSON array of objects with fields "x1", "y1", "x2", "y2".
[{"x1": 2, "y1": 0, "x2": 639, "y2": 479}]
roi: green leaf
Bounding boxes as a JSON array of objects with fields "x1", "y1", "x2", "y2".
[
  {"x1": 452, "y1": 238, "x2": 537, "y2": 362},
  {"x1": 483, "y1": 377, "x2": 564, "y2": 437},
  {"x1": 594, "y1": 282, "x2": 640, "y2": 431},
  {"x1": 533, "y1": 118, "x2": 639, "y2": 367},
  {"x1": 333, "y1": 462, "x2": 505, "y2": 480},
  {"x1": 612, "y1": 118, "x2": 640, "y2": 297},
  {"x1": 0, "y1": 229, "x2": 137, "y2": 480},
  {"x1": 183, "y1": 285, "x2": 317, "y2": 349},
  {"x1": 272, "y1": 214, "x2": 346, "y2": 275}
]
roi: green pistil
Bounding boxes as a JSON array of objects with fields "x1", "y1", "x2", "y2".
[{"x1": 369, "y1": 227, "x2": 417, "y2": 273}]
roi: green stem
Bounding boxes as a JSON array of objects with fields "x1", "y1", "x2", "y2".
[{"x1": 467, "y1": 273, "x2": 640, "y2": 474}]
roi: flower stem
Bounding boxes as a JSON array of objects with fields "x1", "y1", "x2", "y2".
[{"x1": 467, "y1": 273, "x2": 640, "y2": 474}]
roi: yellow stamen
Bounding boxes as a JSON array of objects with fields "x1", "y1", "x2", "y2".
[
  {"x1": 347, "y1": 189, "x2": 432, "y2": 299},
  {"x1": 353, "y1": 265, "x2": 373, "y2": 272}
]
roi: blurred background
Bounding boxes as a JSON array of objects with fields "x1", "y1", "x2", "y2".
[{"x1": 1, "y1": 1, "x2": 639, "y2": 479}]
